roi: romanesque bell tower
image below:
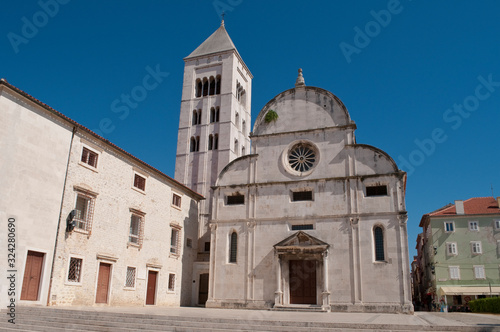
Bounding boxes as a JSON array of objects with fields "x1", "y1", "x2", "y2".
[{"x1": 175, "y1": 20, "x2": 252, "y2": 278}]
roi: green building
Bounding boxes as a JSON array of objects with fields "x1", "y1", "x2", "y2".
[{"x1": 417, "y1": 197, "x2": 500, "y2": 311}]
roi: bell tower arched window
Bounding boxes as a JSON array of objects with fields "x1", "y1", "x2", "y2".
[
  {"x1": 192, "y1": 110, "x2": 197, "y2": 125},
  {"x1": 195, "y1": 79, "x2": 202, "y2": 98},
  {"x1": 216, "y1": 75, "x2": 221, "y2": 95},
  {"x1": 214, "y1": 134, "x2": 218, "y2": 150},
  {"x1": 202, "y1": 78, "x2": 208, "y2": 96},
  {"x1": 208, "y1": 135, "x2": 213, "y2": 150},
  {"x1": 374, "y1": 226, "x2": 385, "y2": 261},
  {"x1": 190, "y1": 137, "x2": 196, "y2": 152},
  {"x1": 209, "y1": 76, "x2": 215, "y2": 95}
]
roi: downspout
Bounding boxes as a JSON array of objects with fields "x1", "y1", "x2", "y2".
[{"x1": 46, "y1": 126, "x2": 76, "y2": 305}]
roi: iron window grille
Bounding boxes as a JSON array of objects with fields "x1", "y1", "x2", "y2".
[
  {"x1": 74, "y1": 192, "x2": 95, "y2": 232},
  {"x1": 168, "y1": 273, "x2": 175, "y2": 291},
  {"x1": 125, "y1": 267, "x2": 136, "y2": 288},
  {"x1": 170, "y1": 227, "x2": 180, "y2": 254},
  {"x1": 68, "y1": 257, "x2": 82, "y2": 282}
]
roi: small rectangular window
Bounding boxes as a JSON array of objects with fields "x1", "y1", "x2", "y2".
[
  {"x1": 446, "y1": 242, "x2": 457, "y2": 256},
  {"x1": 129, "y1": 214, "x2": 142, "y2": 245},
  {"x1": 471, "y1": 241, "x2": 482, "y2": 254},
  {"x1": 291, "y1": 224, "x2": 314, "y2": 230},
  {"x1": 186, "y1": 238, "x2": 192, "y2": 248},
  {"x1": 494, "y1": 220, "x2": 500, "y2": 229},
  {"x1": 292, "y1": 191, "x2": 313, "y2": 201},
  {"x1": 125, "y1": 267, "x2": 136, "y2": 288},
  {"x1": 74, "y1": 192, "x2": 95, "y2": 232},
  {"x1": 449, "y1": 266, "x2": 460, "y2": 280},
  {"x1": 444, "y1": 221, "x2": 455, "y2": 233},
  {"x1": 170, "y1": 228, "x2": 180, "y2": 254},
  {"x1": 168, "y1": 273, "x2": 175, "y2": 292},
  {"x1": 469, "y1": 221, "x2": 479, "y2": 231},
  {"x1": 366, "y1": 185, "x2": 388, "y2": 196},
  {"x1": 68, "y1": 257, "x2": 83, "y2": 283},
  {"x1": 81, "y1": 147, "x2": 98, "y2": 168},
  {"x1": 226, "y1": 194, "x2": 244, "y2": 205},
  {"x1": 474, "y1": 265, "x2": 485, "y2": 279},
  {"x1": 133, "y1": 174, "x2": 146, "y2": 191},
  {"x1": 204, "y1": 242, "x2": 210, "y2": 252},
  {"x1": 172, "y1": 193, "x2": 182, "y2": 208}
]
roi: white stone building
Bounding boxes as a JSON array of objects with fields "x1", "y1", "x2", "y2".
[
  {"x1": 174, "y1": 24, "x2": 413, "y2": 313},
  {"x1": 1, "y1": 80, "x2": 74, "y2": 307},
  {"x1": 204, "y1": 71, "x2": 413, "y2": 313},
  {"x1": 0, "y1": 79, "x2": 202, "y2": 307}
]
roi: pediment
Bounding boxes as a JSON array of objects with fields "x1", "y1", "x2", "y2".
[{"x1": 273, "y1": 231, "x2": 329, "y2": 253}]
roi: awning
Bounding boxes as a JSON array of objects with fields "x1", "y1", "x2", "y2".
[{"x1": 439, "y1": 286, "x2": 500, "y2": 296}]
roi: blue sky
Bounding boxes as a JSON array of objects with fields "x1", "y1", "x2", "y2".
[{"x1": 2, "y1": 1, "x2": 499, "y2": 260}]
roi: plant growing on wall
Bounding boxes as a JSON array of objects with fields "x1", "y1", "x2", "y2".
[{"x1": 264, "y1": 109, "x2": 278, "y2": 123}]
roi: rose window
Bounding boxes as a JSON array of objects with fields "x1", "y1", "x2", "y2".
[{"x1": 288, "y1": 144, "x2": 316, "y2": 172}]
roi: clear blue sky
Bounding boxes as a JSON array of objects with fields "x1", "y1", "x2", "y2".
[{"x1": 2, "y1": 1, "x2": 499, "y2": 260}]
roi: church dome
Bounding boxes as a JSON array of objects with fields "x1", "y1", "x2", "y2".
[{"x1": 252, "y1": 70, "x2": 353, "y2": 137}]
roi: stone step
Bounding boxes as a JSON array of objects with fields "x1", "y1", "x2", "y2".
[
  {"x1": 2, "y1": 307, "x2": 485, "y2": 332},
  {"x1": 271, "y1": 305, "x2": 327, "y2": 312}
]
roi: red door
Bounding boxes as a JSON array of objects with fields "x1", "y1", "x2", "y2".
[
  {"x1": 96, "y1": 263, "x2": 111, "y2": 303},
  {"x1": 20, "y1": 251, "x2": 44, "y2": 301},
  {"x1": 146, "y1": 271, "x2": 157, "y2": 305},
  {"x1": 289, "y1": 260, "x2": 317, "y2": 304}
]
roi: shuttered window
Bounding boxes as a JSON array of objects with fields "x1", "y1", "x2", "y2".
[
  {"x1": 81, "y1": 147, "x2": 98, "y2": 168},
  {"x1": 229, "y1": 232, "x2": 237, "y2": 263},
  {"x1": 374, "y1": 226, "x2": 385, "y2": 261},
  {"x1": 134, "y1": 174, "x2": 146, "y2": 191}
]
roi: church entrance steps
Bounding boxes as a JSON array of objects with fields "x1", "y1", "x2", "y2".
[
  {"x1": 271, "y1": 304, "x2": 328, "y2": 312},
  {"x1": 1, "y1": 306, "x2": 495, "y2": 332}
]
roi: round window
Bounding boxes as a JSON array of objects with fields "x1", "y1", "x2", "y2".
[{"x1": 283, "y1": 141, "x2": 319, "y2": 176}]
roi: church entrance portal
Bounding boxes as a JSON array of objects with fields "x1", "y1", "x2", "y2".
[{"x1": 289, "y1": 260, "x2": 317, "y2": 304}]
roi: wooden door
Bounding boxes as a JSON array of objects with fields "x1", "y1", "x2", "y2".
[
  {"x1": 289, "y1": 260, "x2": 317, "y2": 304},
  {"x1": 146, "y1": 270, "x2": 157, "y2": 305},
  {"x1": 95, "y1": 263, "x2": 111, "y2": 303},
  {"x1": 198, "y1": 273, "x2": 209, "y2": 305},
  {"x1": 20, "y1": 251, "x2": 44, "y2": 301}
]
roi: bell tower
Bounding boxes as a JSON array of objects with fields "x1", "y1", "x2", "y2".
[{"x1": 175, "y1": 21, "x2": 252, "y2": 265}]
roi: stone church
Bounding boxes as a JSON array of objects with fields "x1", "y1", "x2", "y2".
[{"x1": 175, "y1": 22, "x2": 413, "y2": 313}]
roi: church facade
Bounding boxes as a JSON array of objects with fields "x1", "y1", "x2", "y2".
[{"x1": 176, "y1": 24, "x2": 413, "y2": 313}]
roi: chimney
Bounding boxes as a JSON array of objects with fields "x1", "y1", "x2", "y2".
[
  {"x1": 497, "y1": 197, "x2": 500, "y2": 208},
  {"x1": 455, "y1": 200, "x2": 465, "y2": 215}
]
